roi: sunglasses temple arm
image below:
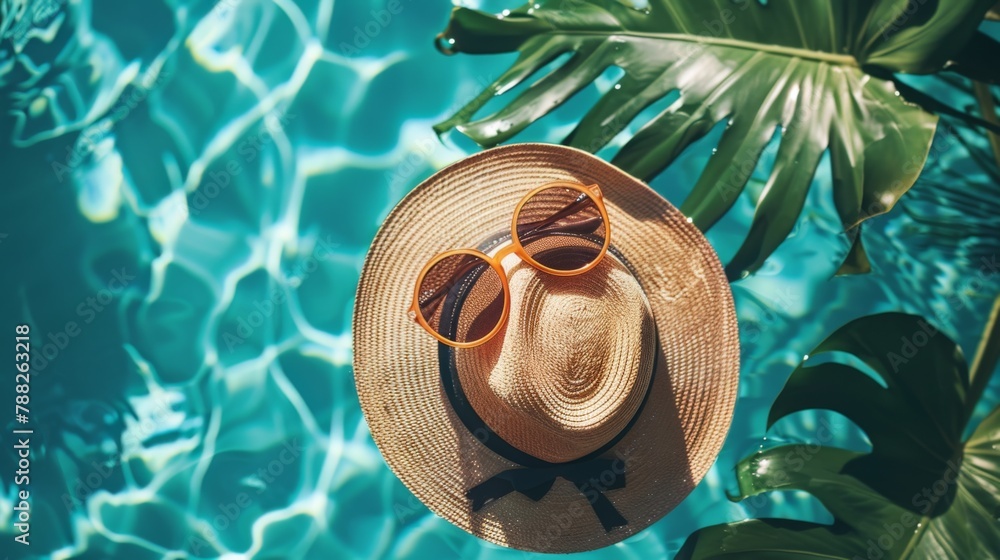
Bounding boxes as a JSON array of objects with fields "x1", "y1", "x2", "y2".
[
  {"x1": 519, "y1": 195, "x2": 595, "y2": 238},
  {"x1": 415, "y1": 259, "x2": 493, "y2": 318},
  {"x1": 518, "y1": 219, "x2": 605, "y2": 248}
]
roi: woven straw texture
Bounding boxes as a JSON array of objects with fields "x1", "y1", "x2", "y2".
[
  {"x1": 455, "y1": 251, "x2": 657, "y2": 464},
  {"x1": 353, "y1": 143, "x2": 739, "y2": 553}
]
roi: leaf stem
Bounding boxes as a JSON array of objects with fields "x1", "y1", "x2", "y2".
[
  {"x1": 967, "y1": 294, "x2": 1000, "y2": 420},
  {"x1": 897, "y1": 513, "x2": 932, "y2": 560},
  {"x1": 562, "y1": 31, "x2": 860, "y2": 66},
  {"x1": 972, "y1": 81, "x2": 1000, "y2": 170}
]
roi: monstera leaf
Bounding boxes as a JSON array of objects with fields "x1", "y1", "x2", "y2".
[
  {"x1": 677, "y1": 298, "x2": 1000, "y2": 559},
  {"x1": 434, "y1": 0, "x2": 999, "y2": 279}
]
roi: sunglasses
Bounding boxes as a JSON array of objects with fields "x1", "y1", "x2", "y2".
[{"x1": 409, "y1": 181, "x2": 611, "y2": 348}]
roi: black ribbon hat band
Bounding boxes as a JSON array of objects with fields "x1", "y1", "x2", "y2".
[
  {"x1": 438, "y1": 241, "x2": 654, "y2": 533},
  {"x1": 465, "y1": 458, "x2": 630, "y2": 532}
]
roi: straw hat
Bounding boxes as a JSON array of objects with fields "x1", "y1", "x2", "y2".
[{"x1": 353, "y1": 143, "x2": 739, "y2": 553}]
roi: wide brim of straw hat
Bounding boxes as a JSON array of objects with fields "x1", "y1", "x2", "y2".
[{"x1": 353, "y1": 143, "x2": 739, "y2": 553}]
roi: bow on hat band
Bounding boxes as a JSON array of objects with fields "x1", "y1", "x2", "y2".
[{"x1": 466, "y1": 457, "x2": 629, "y2": 532}]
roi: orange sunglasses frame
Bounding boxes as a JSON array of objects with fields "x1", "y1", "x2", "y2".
[{"x1": 409, "y1": 181, "x2": 611, "y2": 348}]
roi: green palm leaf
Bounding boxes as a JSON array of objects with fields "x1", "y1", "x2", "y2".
[
  {"x1": 678, "y1": 298, "x2": 1000, "y2": 559},
  {"x1": 434, "y1": 0, "x2": 997, "y2": 279}
]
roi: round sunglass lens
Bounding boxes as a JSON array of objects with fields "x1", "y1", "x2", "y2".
[
  {"x1": 417, "y1": 253, "x2": 506, "y2": 345},
  {"x1": 515, "y1": 186, "x2": 606, "y2": 272}
]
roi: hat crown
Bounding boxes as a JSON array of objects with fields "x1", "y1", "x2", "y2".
[{"x1": 456, "y1": 250, "x2": 655, "y2": 463}]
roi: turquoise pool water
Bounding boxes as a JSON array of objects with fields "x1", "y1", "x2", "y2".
[{"x1": 1, "y1": 0, "x2": 998, "y2": 558}]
